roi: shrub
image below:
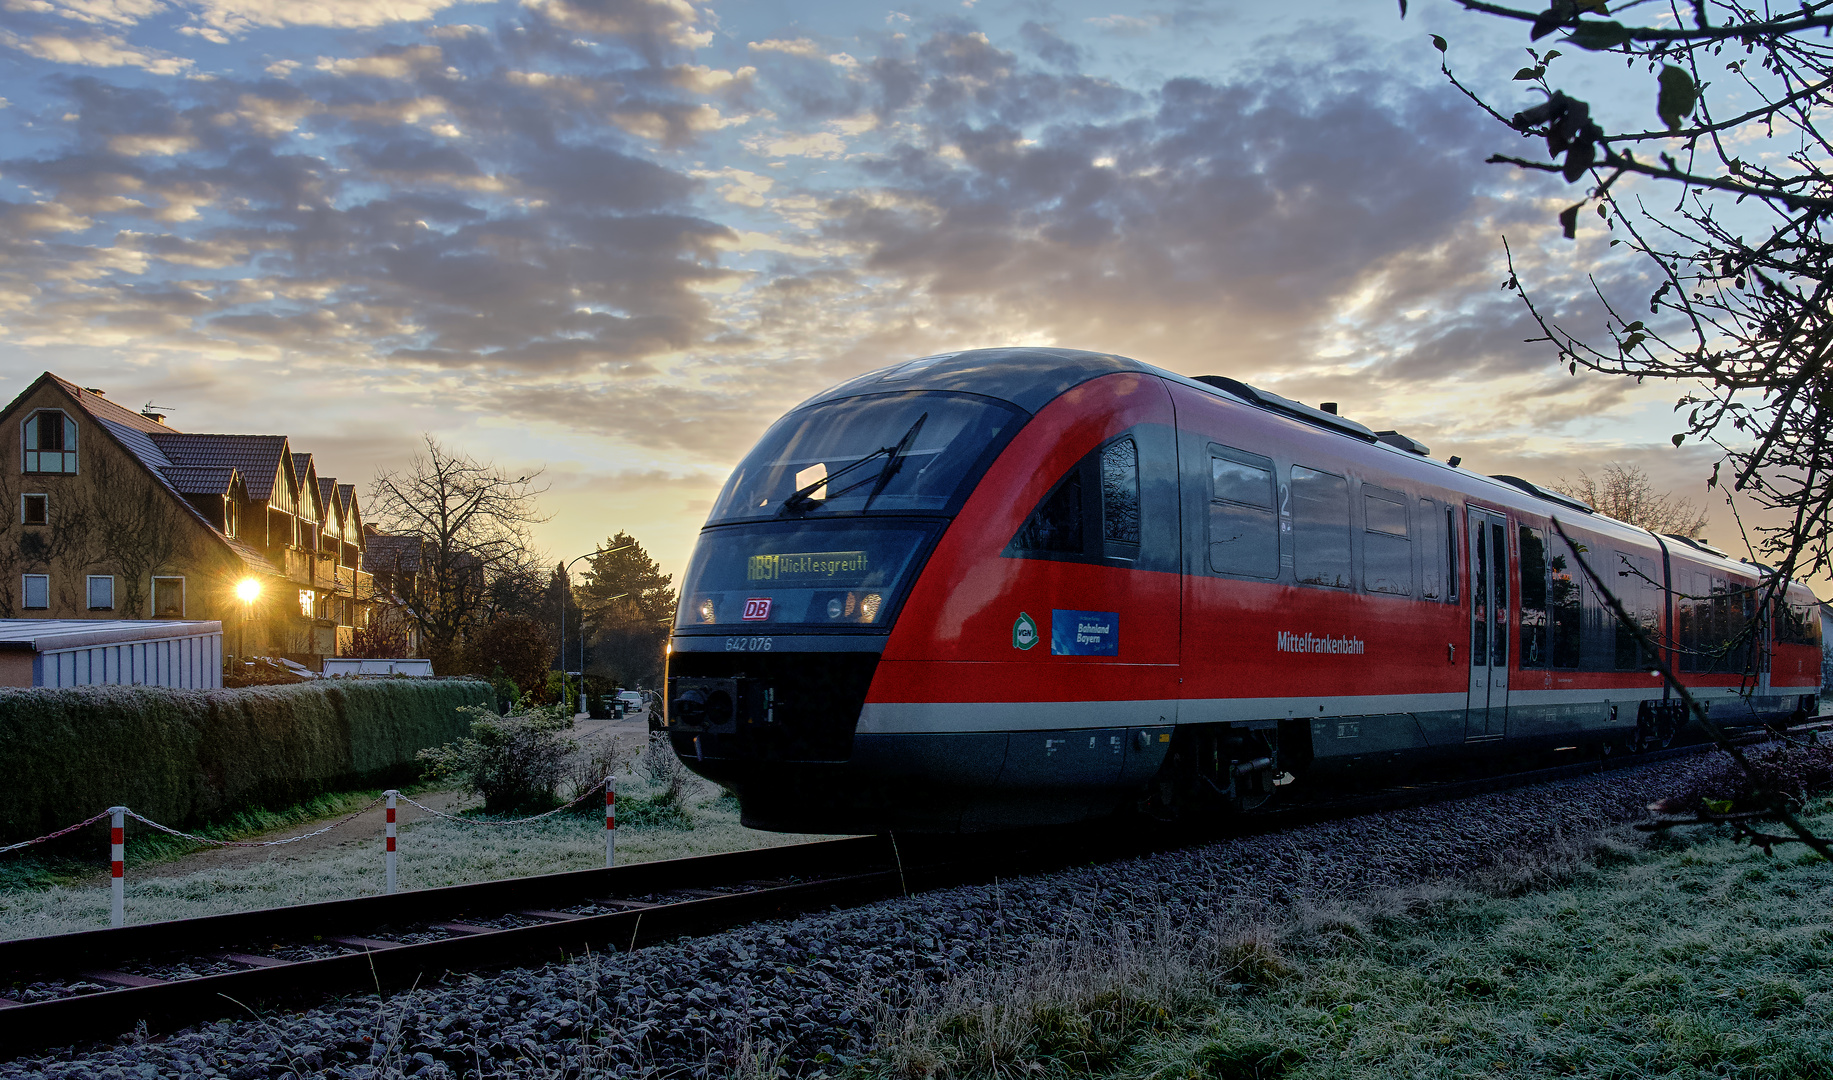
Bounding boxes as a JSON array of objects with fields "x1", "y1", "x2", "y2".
[
  {"x1": 641, "y1": 731, "x2": 693, "y2": 809},
  {"x1": 1655, "y1": 742, "x2": 1833, "y2": 815},
  {"x1": 417, "y1": 703, "x2": 578, "y2": 813},
  {"x1": 0, "y1": 679, "x2": 491, "y2": 842}
]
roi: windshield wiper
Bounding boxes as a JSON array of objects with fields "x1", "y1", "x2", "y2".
[
  {"x1": 779, "y1": 412, "x2": 929, "y2": 516},
  {"x1": 862, "y1": 412, "x2": 927, "y2": 511}
]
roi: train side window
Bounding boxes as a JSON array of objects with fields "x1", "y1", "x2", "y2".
[
  {"x1": 1419, "y1": 499, "x2": 1442, "y2": 599},
  {"x1": 1704, "y1": 575, "x2": 1732, "y2": 671},
  {"x1": 1445, "y1": 505, "x2": 1460, "y2": 602},
  {"x1": 1549, "y1": 537, "x2": 1581, "y2": 668},
  {"x1": 1291, "y1": 466, "x2": 1350, "y2": 588},
  {"x1": 1207, "y1": 446, "x2": 1277, "y2": 578},
  {"x1": 1779, "y1": 596, "x2": 1822, "y2": 647},
  {"x1": 1608, "y1": 551, "x2": 1662, "y2": 669},
  {"x1": 1519, "y1": 525, "x2": 1548, "y2": 668},
  {"x1": 1101, "y1": 438, "x2": 1141, "y2": 550},
  {"x1": 1611, "y1": 550, "x2": 1640, "y2": 669},
  {"x1": 1012, "y1": 470, "x2": 1084, "y2": 554},
  {"x1": 1362, "y1": 486, "x2": 1411, "y2": 595},
  {"x1": 1009, "y1": 432, "x2": 1152, "y2": 563},
  {"x1": 1677, "y1": 571, "x2": 1696, "y2": 672}
]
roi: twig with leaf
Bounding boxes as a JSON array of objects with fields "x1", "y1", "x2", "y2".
[{"x1": 1551, "y1": 516, "x2": 1832, "y2": 859}]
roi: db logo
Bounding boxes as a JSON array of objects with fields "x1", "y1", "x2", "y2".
[{"x1": 742, "y1": 597, "x2": 773, "y2": 621}]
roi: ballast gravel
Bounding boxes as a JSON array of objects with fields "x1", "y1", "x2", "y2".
[{"x1": 3, "y1": 756, "x2": 1724, "y2": 1079}]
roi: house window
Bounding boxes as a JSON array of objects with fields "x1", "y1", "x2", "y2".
[
  {"x1": 153, "y1": 576, "x2": 185, "y2": 618},
  {"x1": 21, "y1": 494, "x2": 47, "y2": 525},
  {"x1": 22, "y1": 574, "x2": 49, "y2": 610},
  {"x1": 224, "y1": 497, "x2": 238, "y2": 539},
  {"x1": 22, "y1": 411, "x2": 78, "y2": 474},
  {"x1": 299, "y1": 589, "x2": 316, "y2": 618},
  {"x1": 87, "y1": 575, "x2": 115, "y2": 610}
]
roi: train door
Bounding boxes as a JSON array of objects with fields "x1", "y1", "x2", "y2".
[
  {"x1": 1756, "y1": 584, "x2": 1773, "y2": 694},
  {"x1": 1466, "y1": 507, "x2": 1511, "y2": 740}
]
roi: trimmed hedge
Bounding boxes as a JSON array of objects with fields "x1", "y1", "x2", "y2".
[{"x1": 0, "y1": 678, "x2": 491, "y2": 841}]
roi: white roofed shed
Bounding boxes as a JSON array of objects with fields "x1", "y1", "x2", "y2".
[{"x1": 0, "y1": 620, "x2": 223, "y2": 689}]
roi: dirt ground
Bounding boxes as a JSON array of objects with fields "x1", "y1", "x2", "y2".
[{"x1": 128, "y1": 711, "x2": 656, "y2": 880}]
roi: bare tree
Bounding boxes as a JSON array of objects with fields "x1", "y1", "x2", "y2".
[
  {"x1": 1554, "y1": 461, "x2": 1710, "y2": 537},
  {"x1": 72, "y1": 454, "x2": 186, "y2": 617},
  {"x1": 1413, "y1": 0, "x2": 1833, "y2": 585},
  {"x1": 366, "y1": 437, "x2": 549, "y2": 674}
]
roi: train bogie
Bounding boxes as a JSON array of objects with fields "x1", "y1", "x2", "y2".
[{"x1": 665, "y1": 349, "x2": 1824, "y2": 832}]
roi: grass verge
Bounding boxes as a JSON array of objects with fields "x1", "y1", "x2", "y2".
[
  {"x1": 852, "y1": 801, "x2": 1833, "y2": 1080},
  {"x1": 0, "y1": 767, "x2": 823, "y2": 940}
]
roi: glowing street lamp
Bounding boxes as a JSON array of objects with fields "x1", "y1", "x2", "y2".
[{"x1": 234, "y1": 577, "x2": 261, "y2": 666}]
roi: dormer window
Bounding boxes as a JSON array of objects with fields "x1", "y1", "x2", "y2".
[{"x1": 23, "y1": 411, "x2": 77, "y2": 474}]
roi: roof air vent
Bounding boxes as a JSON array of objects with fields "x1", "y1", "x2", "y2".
[
  {"x1": 1374, "y1": 430, "x2": 1430, "y2": 456},
  {"x1": 1490, "y1": 474, "x2": 1595, "y2": 514},
  {"x1": 1191, "y1": 376, "x2": 1378, "y2": 442}
]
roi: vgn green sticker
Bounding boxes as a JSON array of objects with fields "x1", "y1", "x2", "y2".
[{"x1": 1012, "y1": 611, "x2": 1040, "y2": 651}]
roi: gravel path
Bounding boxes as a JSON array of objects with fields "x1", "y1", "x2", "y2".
[{"x1": 3, "y1": 755, "x2": 1721, "y2": 1080}]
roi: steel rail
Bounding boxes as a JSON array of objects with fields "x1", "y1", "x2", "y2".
[{"x1": 0, "y1": 719, "x2": 1821, "y2": 1058}]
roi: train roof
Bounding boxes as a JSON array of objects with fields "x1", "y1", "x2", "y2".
[
  {"x1": 802, "y1": 348, "x2": 1812, "y2": 595},
  {"x1": 803, "y1": 347, "x2": 1147, "y2": 414}
]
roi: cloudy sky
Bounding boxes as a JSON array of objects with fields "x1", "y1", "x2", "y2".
[{"x1": 0, "y1": 0, "x2": 1741, "y2": 580}]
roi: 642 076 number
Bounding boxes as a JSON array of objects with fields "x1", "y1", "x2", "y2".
[{"x1": 725, "y1": 636, "x2": 774, "y2": 652}]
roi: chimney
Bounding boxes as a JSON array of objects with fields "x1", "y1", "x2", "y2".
[
  {"x1": 84, "y1": 387, "x2": 105, "y2": 396},
  {"x1": 140, "y1": 401, "x2": 173, "y2": 424}
]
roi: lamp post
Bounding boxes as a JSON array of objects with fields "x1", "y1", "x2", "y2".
[{"x1": 560, "y1": 544, "x2": 633, "y2": 718}]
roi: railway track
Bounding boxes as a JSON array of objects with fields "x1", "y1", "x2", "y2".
[{"x1": 0, "y1": 723, "x2": 1818, "y2": 1058}]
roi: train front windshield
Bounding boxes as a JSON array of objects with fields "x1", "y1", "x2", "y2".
[
  {"x1": 682, "y1": 391, "x2": 1022, "y2": 631},
  {"x1": 705, "y1": 391, "x2": 1021, "y2": 523}
]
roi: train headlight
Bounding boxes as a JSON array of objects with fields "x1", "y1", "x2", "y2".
[
  {"x1": 697, "y1": 598, "x2": 716, "y2": 623},
  {"x1": 827, "y1": 597, "x2": 845, "y2": 619},
  {"x1": 859, "y1": 593, "x2": 882, "y2": 622}
]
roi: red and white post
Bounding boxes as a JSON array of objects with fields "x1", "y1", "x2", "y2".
[
  {"x1": 108, "y1": 806, "x2": 125, "y2": 928},
  {"x1": 384, "y1": 790, "x2": 398, "y2": 894},
  {"x1": 604, "y1": 775, "x2": 616, "y2": 867}
]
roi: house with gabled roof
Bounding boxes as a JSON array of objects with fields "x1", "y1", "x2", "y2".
[{"x1": 2, "y1": 372, "x2": 378, "y2": 669}]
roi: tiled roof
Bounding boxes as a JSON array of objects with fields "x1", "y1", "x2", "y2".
[
  {"x1": 362, "y1": 533, "x2": 423, "y2": 574},
  {"x1": 318, "y1": 477, "x2": 338, "y2": 520},
  {"x1": 160, "y1": 465, "x2": 239, "y2": 496},
  {"x1": 51, "y1": 376, "x2": 173, "y2": 435},
  {"x1": 149, "y1": 433, "x2": 290, "y2": 499},
  {"x1": 222, "y1": 536, "x2": 281, "y2": 577},
  {"x1": 38, "y1": 379, "x2": 276, "y2": 576}
]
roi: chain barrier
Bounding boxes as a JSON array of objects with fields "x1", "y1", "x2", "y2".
[
  {"x1": 122, "y1": 796, "x2": 387, "y2": 848},
  {"x1": 0, "y1": 809, "x2": 114, "y2": 856},
  {"x1": 394, "y1": 777, "x2": 608, "y2": 827},
  {"x1": 2, "y1": 777, "x2": 622, "y2": 923}
]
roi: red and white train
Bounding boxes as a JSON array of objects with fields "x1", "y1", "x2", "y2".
[{"x1": 664, "y1": 349, "x2": 1823, "y2": 832}]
